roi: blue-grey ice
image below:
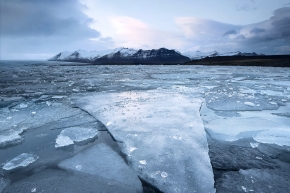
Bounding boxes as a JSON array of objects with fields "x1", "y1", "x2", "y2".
[
  {"x1": 74, "y1": 91, "x2": 216, "y2": 193},
  {"x1": 0, "y1": 102, "x2": 82, "y2": 148},
  {"x1": 2, "y1": 153, "x2": 39, "y2": 171},
  {"x1": 58, "y1": 143, "x2": 142, "y2": 193},
  {"x1": 55, "y1": 127, "x2": 98, "y2": 148}
]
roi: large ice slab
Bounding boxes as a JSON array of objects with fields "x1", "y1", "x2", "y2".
[
  {"x1": 58, "y1": 143, "x2": 142, "y2": 192},
  {"x1": 74, "y1": 91, "x2": 215, "y2": 193},
  {"x1": 2, "y1": 153, "x2": 39, "y2": 171},
  {"x1": 55, "y1": 127, "x2": 98, "y2": 148}
]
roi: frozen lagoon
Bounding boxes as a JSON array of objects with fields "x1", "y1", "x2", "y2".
[{"x1": 0, "y1": 61, "x2": 290, "y2": 192}]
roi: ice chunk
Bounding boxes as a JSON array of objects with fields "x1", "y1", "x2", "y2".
[
  {"x1": 3, "y1": 153, "x2": 39, "y2": 171},
  {"x1": 58, "y1": 143, "x2": 142, "y2": 192},
  {"x1": 73, "y1": 91, "x2": 215, "y2": 193},
  {"x1": 0, "y1": 102, "x2": 82, "y2": 148},
  {"x1": 0, "y1": 130, "x2": 23, "y2": 148},
  {"x1": 206, "y1": 86, "x2": 279, "y2": 111},
  {"x1": 244, "y1": 102, "x2": 255, "y2": 106},
  {"x1": 55, "y1": 135, "x2": 74, "y2": 148},
  {"x1": 55, "y1": 127, "x2": 98, "y2": 148},
  {"x1": 254, "y1": 128, "x2": 290, "y2": 146},
  {"x1": 205, "y1": 116, "x2": 279, "y2": 141}
]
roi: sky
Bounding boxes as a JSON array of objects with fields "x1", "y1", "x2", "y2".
[{"x1": 0, "y1": 0, "x2": 290, "y2": 60}]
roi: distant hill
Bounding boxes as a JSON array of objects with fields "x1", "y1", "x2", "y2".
[{"x1": 184, "y1": 55, "x2": 290, "y2": 67}]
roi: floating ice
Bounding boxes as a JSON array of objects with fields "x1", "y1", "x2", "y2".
[
  {"x1": 139, "y1": 160, "x2": 147, "y2": 165},
  {"x1": 58, "y1": 143, "x2": 142, "y2": 192},
  {"x1": 55, "y1": 135, "x2": 74, "y2": 148},
  {"x1": 250, "y1": 142, "x2": 260, "y2": 148},
  {"x1": 206, "y1": 86, "x2": 279, "y2": 111},
  {"x1": 3, "y1": 153, "x2": 39, "y2": 171},
  {"x1": 254, "y1": 128, "x2": 290, "y2": 146},
  {"x1": 74, "y1": 91, "x2": 215, "y2": 193},
  {"x1": 55, "y1": 127, "x2": 98, "y2": 148},
  {"x1": 244, "y1": 102, "x2": 255, "y2": 106},
  {"x1": 0, "y1": 102, "x2": 82, "y2": 148}
]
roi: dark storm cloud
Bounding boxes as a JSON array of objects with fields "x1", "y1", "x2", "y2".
[
  {"x1": 223, "y1": 29, "x2": 236, "y2": 36},
  {"x1": 0, "y1": 0, "x2": 100, "y2": 38},
  {"x1": 249, "y1": 27, "x2": 266, "y2": 34},
  {"x1": 225, "y1": 7, "x2": 290, "y2": 54}
]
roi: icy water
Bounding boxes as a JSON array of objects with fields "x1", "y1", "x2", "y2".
[{"x1": 0, "y1": 60, "x2": 290, "y2": 193}]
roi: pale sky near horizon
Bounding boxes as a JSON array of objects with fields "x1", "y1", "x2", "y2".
[{"x1": 1, "y1": 0, "x2": 290, "y2": 60}]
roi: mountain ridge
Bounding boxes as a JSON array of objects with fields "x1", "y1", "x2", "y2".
[{"x1": 49, "y1": 47, "x2": 266, "y2": 64}]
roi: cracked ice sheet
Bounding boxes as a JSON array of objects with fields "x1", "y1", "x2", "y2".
[
  {"x1": 74, "y1": 91, "x2": 215, "y2": 193},
  {"x1": 202, "y1": 103, "x2": 290, "y2": 145}
]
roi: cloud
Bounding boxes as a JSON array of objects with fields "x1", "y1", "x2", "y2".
[
  {"x1": 173, "y1": 7, "x2": 290, "y2": 54},
  {"x1": 235, "y1": 0, "x2": 257, "y2": 11},
  {"x1": 0, "y1": 0, "x2": 112, "y2": 59},
  {"x1": 109, "y1": 16, "x2": 185, "y2": 50},
  {"x1": 223, "y1": 29, "x2": 237, "y2": 36},
  {"x1": 175, "y1": 17, "x2": 241, "y2": 39},
  {"x1": 250, "y1": 27, "x2": 266, "y2": 34},
  {"x1": 0, "y1": 0, "x2": 100, "y2": 38}
]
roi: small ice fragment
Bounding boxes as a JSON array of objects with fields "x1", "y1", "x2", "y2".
[
  {"x1": 3, "y1": 153, "x2": 39, "y2": 171},
  {"x1": 55, "y1": 135, "x2": 74, "y2": 148},
  {"x1": 244, "y1": 102, "x2": 255, "y2": 106},
  {"x1": 129, "y1": 147, "x2": 137, "y2": 153},
  {"x1": 7, "y1": 117, "x2": 12, "y2": 120},
  {"x1": 269, "y1": 102, "x2": 277, "y2": 105},
  {"x1": 46, "y1": 101, "x2": 51, "y2": 106},
  {"x1": 75, "y1": 165, "x2": 82, "y2": 170},
  {"x1": 72, "y1": 89, "x2": 79, "y2": 92},
  {"x1": 106, "y1": 122, "x2": 112, "y2": 126},
  {"x1": 250, "y1": 142, "x2": 259, "y2": 148},
  {"x1": 173, "y1": 136, "x2": 182, "y2": 140},
  {"x1": 161, "y1": 172, "x2": 168, "y2": 178},
  {"x1": 241, "y1": 186, "x2": 247, "y2": 192},
  {"x1": 31, "y1": 112, "x2": 36, "y2": 115},
  {"x1": 19, "y1": 103, "x2": 28, "y2": 108},
  {"x1": 52, "y1": 96, "x2": 65, "y2": 99},
  {"x1": 31, "y1": 188, "x2": 36, "y2": 192},
  {"x1": 139, "y1": 160, "x2": 147, "y2": 165},
  {"x1": 256, "y1": 156, "x2": 262, "y2": 160}
]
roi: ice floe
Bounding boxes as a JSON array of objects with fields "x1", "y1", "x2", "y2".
[
  {"x1": 55, "y1": 127, "x2": 98, "y2": 148},
  {"x1": 74, "y1": 91, "x2": 215, "y2": 193},
  {"x1": 58, "y1": 143, "x2": 142, "y2": 192},
  {"x1": 2, "y1": 153, "x2": 39, "y2": 171}
]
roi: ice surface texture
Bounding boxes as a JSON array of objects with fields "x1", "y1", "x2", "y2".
[
  {"x1": 2, "y1": 153, "x2": 39, "y2": 171},
  {"x1": 55, "y1": 127, "x2": 98, "y2": 148},
  {"x1": 216, "y1": 169, "x2": 290, "y2": 193},
  {"x1": 3, "y1": 169, "x2": 140, "y2": 193},
  {"x1": 58, "y1": 143, "x2": 142, "y2": 192},
  {"x1": 0, "y1": 102, "x2": 81, "y2": 148},
  {"x1": 74, "y1": 91, "x2": 215, "y2": 193}
]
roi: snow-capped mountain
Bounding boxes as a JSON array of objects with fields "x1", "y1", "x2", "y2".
[
  {"x1": 49, "y1": 48, "x2": 190, "y2": 64},
  {"x1": 49, "y1": 48, "x2": 264, "y2": 64},
  {"x1": 93, "y1": 48, "x2": 190, "y2": 64},
  {"x1": 48, "y1": 48, "x2": 125, "y2": 63},
  {"x1": 183, "y1": 51, "x2": 261, "y2": 60}
]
